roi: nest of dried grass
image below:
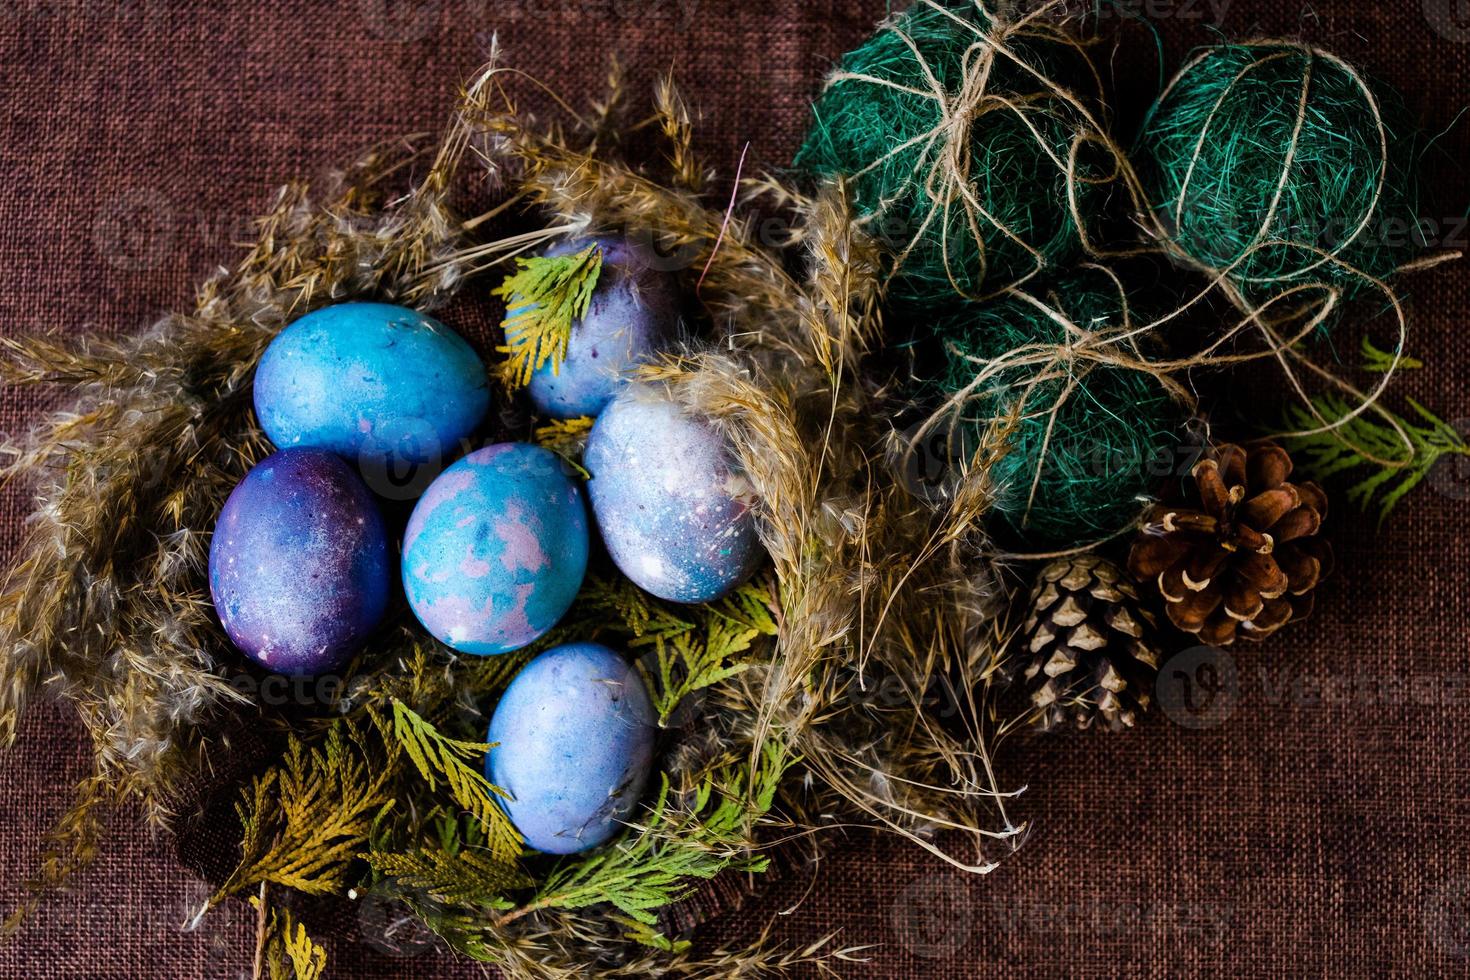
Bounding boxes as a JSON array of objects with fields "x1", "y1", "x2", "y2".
[{"x1": 0, "y1": 45, "x2": 1022, "y2": 977}]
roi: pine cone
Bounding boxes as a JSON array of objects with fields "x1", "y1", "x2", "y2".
[
  {"x1": 1015, "y1": 555, "x2": 1161, "y2": 732},
  {"x1": 1128, "y1": 441, "x2": 1333, "y2": 646}
]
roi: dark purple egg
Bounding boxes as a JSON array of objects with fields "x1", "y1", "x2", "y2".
[{"x1": 209, "y1": 448, "x2": 391, "y2": 675}]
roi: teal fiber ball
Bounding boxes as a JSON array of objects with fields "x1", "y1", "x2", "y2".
[
  {"x1": 794, "y1": 1, "x2": 1103, "y2": 307},
  {"x1": 928, "y1": 274, "x2": 1189, "y2": 547},
  {"x1": 1136, "y1": 43, "x2": 1423, "y2": 299}
]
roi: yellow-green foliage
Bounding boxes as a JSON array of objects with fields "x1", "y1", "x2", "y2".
[
  {"x1": 1282, "y1": 338, "x2": 1468, "y2": 524},
  {"x1": 390, "y1": 698, "x2": 522, "y2": 861},
  {"x1": 493, "y1": 244, "x2": 603, "y2": 388}
]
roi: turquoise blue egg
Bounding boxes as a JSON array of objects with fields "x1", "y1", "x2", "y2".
[
  {"x1": 209, "y1": 448, "x2": 391, "y2": 676},
  {"x1": 485, "y1": 642, "x2": 656, "y2": 854},
  {"x1": 402, "y1": 443, "x2": 589, "y2": 655},
  {"x1": 518, "y1": 237, "x2": 680, "y2": 419},
  {"x1": 584, "y1": 387, "x2": 762, "y2": 603},
  {"x1": 254, "y1": 302, "x2": 490, "y2": 480}
]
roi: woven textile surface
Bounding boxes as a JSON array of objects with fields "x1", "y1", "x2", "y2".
[{"x1": 1, "y1": 1, "x2": 1468, "y2": 976}]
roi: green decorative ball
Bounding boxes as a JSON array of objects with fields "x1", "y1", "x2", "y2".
[
  {"x1": 795, "y1": 1, "x2": 1100, "y2": 308},
  {"x1": 1136, "y1": 42, "x2": 1423, "y2": 299},
  {"x1": 929, "y1": 273, "x2": 1189, "y2": 547}
]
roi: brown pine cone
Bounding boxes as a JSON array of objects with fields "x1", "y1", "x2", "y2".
[
  {"x1": 1128, "y1": 441, "x2": 1333, "y2": 646},
  {"x1": 1015, "y1": 554, "x2": 1161, "y2": 732}
]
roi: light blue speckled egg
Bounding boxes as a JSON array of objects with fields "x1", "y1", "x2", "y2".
[
  {"x1": 209, "y1": 448, "x2": 391, "y2": 676},
  {"x1": 402, "y1": 443, "x2": 589, "y2": 655},
  {"x1": 584, "y1": 386, "x2": 762, "y2": 604},
  {"x1": 517, "y1": 237, "x2": 680, "y2": 419},
  {"x1": 486, "y1": 642, "x2": 656, "y2": 854},
  {"x1": 254, "y1": 302, "x2": 490, "y2": 478}
]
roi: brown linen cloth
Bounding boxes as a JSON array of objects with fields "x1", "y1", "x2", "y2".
[{"x1": 1, "y1": 1, "x2": 1468, "y2": 976}]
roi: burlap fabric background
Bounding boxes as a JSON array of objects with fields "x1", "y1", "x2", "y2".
[{"x1": 1, "y1": 1, "x2": 1467, "y2": 976}]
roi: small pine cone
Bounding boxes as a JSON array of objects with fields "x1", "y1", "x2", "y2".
[
  {"x1": 1015, "y1": 555, "x2": 1161, "y2": 732},
  {"x1": 1128, "y1": 441, "x2": 1333, "y2": 646}
]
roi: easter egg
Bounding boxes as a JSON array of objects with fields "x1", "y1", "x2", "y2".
[
  {"x1": 584, "y1": 387, "x2": 761, "y2": 604},
  {"x1": 209, "y1": 448, "x2": 391, "y2": 675},
  {"x1": 519, "y1": 237, "x2": 680, "y2": 419},
  {"x1": 485, "y1": 642, "x2": 656, "y2": 854},
  {"x1": 254, "y1": 302, "x2": 490, "y2": 478},
  {"x1": 402, "y1": 443, "x2": 589, "y2": 655}
]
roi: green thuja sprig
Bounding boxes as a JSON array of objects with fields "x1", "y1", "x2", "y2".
[
  {"x1": 281, "y1": 917, "x2": 327, "y2": 980},
  {"x1": 493, "y1": 244, "x2": 603, "y2": 389},
  {"x1": 578, "y1": 574, "x2": 695, "y2": 642},
  {"x1": 708, "y1": 578, "x2": 780, "y2": 636},
  {"x1": 639, "y1": 616, "x2": 758, "y2": 728},
  {"x1": 498, "y1": 738, "x2": 791, "y2": 935},
  {"x1": 633, "y1": 579, "x2": 778, "y2": 726},
  {"x1": 251, "y1": 899, "x2": 328, "y2": 980},
  {"x1": 533, "y1": 415, "x2": 595, "y2": 476},
  {"x1": 210, "y1": 714, "x2": 398, "y2": 907},
  {"x1": 365, "y1": 842, "x2": 528, "y2": 906},
  {"x1": 390, "y1": 699, "x2": 522, "y2": 862},
  {"x1": 1283, "y1": 394, "x2": 1469, "y2": 524},
  {"x1": 1280, "y1": 337, "x2": 1468, "y2": 525}
]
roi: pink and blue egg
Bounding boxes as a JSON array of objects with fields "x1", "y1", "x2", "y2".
[
  {"x1": 584, "y1": 386, "x2": 763, "y2": 604},
  {"x1": 402, "y1": 443, "x2": 589, "y2": 655},
  {"x1": 485, "y1": 642, "x2": 656, "y2": 854},
  {"x1": 516, "y1": 236, "x2": 681, "y2": 419},
  {"x1": 208, "y1": 448, "x2": 391, "y2": 675}
]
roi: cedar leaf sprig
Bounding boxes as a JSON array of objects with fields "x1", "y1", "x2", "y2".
[
  {"x1": 577, "y1": 573, "x2": 695, "y2": 642},
  {"x1": 209, "y1": 714, "x2": 399, "y2": 907},
  {"x1": 493, "y1": 244, "x2": 603, "y2": 388},
  {"x1": 390, "y1": 698, "x2": 523, "y2": 861},
  {"x1": 501, "y1": 738, "x2": 791, "y2": 931},
  {"x1": 1283, "y1": 394, "x2": 1469, "y2": 524},
  {"x1": 1281, "y1": 337, "x2": 1468, "y2": 525},
  {"x1": 252, "y1": 899, "x2": 328, "y2": 980},
  {"x1": 366, "y1": 842, "x2": 529, "y2": 906},
  {"x1": 532, "y1": 415, "x2": 595, "y2": 477},
  {"x1": 638, "y1": 608, "x2": 763, "y2": 728}
]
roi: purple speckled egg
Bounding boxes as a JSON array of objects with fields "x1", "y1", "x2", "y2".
[
  {"x1": 519, "y1": 236, "x2": 681, "y2": 419},
  {"x1": 402, "y1": 443, "x2": 589, "y2": 655},
  {"x1": 486, "y1": 642, "x2": 656, "y2": 854},
  {"x1": 584, "y1": 386, "x2": 762, "y2": 604},
  {"x1": 209, "y1": 448, "x2": 391, "y2": 675}
]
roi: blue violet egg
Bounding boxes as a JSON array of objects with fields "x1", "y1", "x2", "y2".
[
  {"x1": 485, "y1": 642, "x2": 656, "y2": 854},
  {"x1": 518, "y1": 236, "x2": 681, "y2": 419},
  {"x1": 209, "y1": 448, "x2": 391, "y2": 675},
  {"x1": 402, "y1": 443, "x2": 589, "y2": 655},
  {"x1": 254, "y1": 302, "x2": 490, "y2": 483},
  {"x1": 584, "y1": 385, "x2": 762, "y2": 603}
]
